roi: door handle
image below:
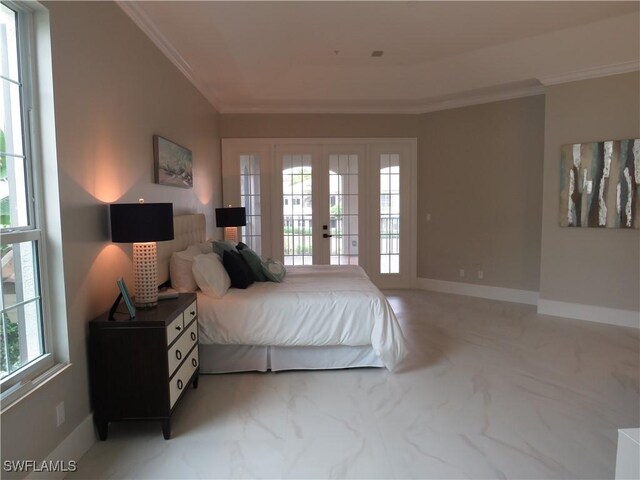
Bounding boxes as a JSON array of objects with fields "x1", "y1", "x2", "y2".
[{"x1": 323, "y1": 233, "x2": 332, "y2": 238}]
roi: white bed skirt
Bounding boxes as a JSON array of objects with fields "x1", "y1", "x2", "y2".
[{"x1": 198, "y1": 344, "x2": 384, "y2": 373}]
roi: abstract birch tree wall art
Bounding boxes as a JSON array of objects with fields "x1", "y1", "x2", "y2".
[{"x1": 559, "y1": 139, "x2": 639, "y2": 228}]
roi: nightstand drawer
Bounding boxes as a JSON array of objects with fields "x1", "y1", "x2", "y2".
[
  {"x1": 168, "y1": 319, "x2": 198, "y2": 377},
  {"x1": 166, "y1": 312, "x2": 185, "y2": 346},
  {"x1": 184, "y1": 300, "x2": 197, "y2": 324},
  {"x1": 170, "y1": 345, "x2": 198, "y2": 408}
]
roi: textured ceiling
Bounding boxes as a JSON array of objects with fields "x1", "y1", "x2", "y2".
[{"x1": 121, "y1": 1, "x2": 640, "y2": 113}]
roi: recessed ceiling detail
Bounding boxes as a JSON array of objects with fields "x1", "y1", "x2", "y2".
[{"x1": 118, "y1": 1, "x2": 640, "y2": 114}]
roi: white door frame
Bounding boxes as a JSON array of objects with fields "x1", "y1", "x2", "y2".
[{"x1": 221, "y1": 138, "x2": 417, "y2": 288}]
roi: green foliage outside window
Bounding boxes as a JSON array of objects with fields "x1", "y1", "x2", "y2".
[
  {"x1": 1, "y1": 128, "x2": 9, "y2": 228},
  {"x1": 0, "y1": 314, "x2": 20, "y2": 375}
]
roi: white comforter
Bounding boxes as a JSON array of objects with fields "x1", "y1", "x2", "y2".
[{"x1": 197, "y1": 265, "x2": 407, "y2": 371}]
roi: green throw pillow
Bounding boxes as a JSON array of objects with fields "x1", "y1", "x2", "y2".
[
  {"x1": 238, "y1": 247, "x2": 268, "y2": 282},
  {"x1": 223, "y1": 250, "x2": 254, "y2": 289},
  {"x1": 261, "y1": 258, "x2": 286, "y2": 283},
  {"x1": 211, "y1": 239, "x2": 237, "y2": 257}
]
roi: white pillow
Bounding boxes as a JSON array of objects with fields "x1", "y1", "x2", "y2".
[
  {"x1": 194, "y1": 242, "x2": 214, "y2": 254},
  {"x1": 170, "y1": 245, "x2": 203, "y2": 292},
  {"x1": 192, "y1": 253, "x2": 231, "y2": 298}
]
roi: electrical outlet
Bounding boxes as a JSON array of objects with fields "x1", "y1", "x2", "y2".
[
  {"x1": 459, "y1": 268, "x2": 465, "y2": 278},
  {"x1": 56, "y1": 402, "x2": 65, "y2": 427},
  {"x1": 426, "y1": 213, "x2": 431, "y2": 222},
  {"x1": 477, "y1": 270, "x2": 484, "y2": 280}
]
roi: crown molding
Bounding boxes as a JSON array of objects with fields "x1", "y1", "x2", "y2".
[
  {"x1": 415, "y1": 84, "x2": 546, "y2": 115},
  {"x1": 218, "y1": 84, "x2": 547, "y2": 115},
  {"x1": 116, "y1": 1, "x2": 221, "y2": 109},
  {"x1": 539, "y1": 60, "x2": 640, "y2": 86},
  {"x1": 117, "y1": 2, "x2": 638, "y2": 115}
]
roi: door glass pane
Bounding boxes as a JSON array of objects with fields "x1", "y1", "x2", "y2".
[
  {"x1": 380, "y1": 154, "x2": 400, "y2": 274},
  {"x1": 283, "y1": 155, "x2": 312, "y2": 265},
  {"x1": 1, "y1": 241, "x2": 44, "y2": 378},
  {"x1": 239, "y1": 155, "x2": 262, "y2": 255},
  {"x1": 329, "y1": 154, "x2": 358, "y2": 265}
]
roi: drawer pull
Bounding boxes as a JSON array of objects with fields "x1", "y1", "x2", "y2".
[
  {"x1": 176, "y1": 325, "x2": 182, "y2": 331},
  {"x1": 192, "y1": 358, "x2": 198, "y2": 367},
  {"x1": 175, "y1": 350, "x2": 182, "y2": 360},
  {"x1": 190, "y1": 332, "x2": 196, "y2": 341},
  {"x1": 190, "y1": 310, "x2": 196, "y2": 317},
  {"x1": 177, "y1": 379, "x2": 183, "y2": 390}
]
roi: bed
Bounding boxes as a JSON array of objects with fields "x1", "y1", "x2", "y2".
[{"x1": 157, "y1": 214, "x2": 407, "y2": 373}]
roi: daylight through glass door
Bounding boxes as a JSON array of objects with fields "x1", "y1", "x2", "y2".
[
  {"x1": 239, "y1": 155, "x2": 262, "y2": 254},
  {"x1": 329, "y1": 154, "x2": 359, "y2": 265},
  {"x1": 282, "y1": 155, "x2": 313, "y2": 265}
]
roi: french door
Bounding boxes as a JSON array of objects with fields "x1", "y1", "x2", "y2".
[
  {"x1": 272, "y1": 145, "x2": 365, "y2": 266},
  {"x1": 222, "y1": 139, "x2": 416, "y2": 287}
]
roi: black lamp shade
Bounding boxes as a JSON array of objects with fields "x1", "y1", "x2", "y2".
[
  {"x1": 110, "y1": 203, "x2": 174, "y2": 243},
  {"x1": 216, "y1": 207, "x2": 246, "y2": 227}
]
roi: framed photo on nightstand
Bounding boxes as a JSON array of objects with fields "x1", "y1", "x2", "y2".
[{"x1": 117, "y1": 278, "x2": 136, "y2": 319}]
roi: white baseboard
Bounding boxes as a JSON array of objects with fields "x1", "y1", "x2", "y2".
[
  {"x1": 26, "y1": 414, "x2": 95, "y2": 480},
  {"x1": 415, "y1": 277, "x2": 639, "y2": 328},
  {"x1": 538, "y1": 299, "x2": 640, "y2": 329},
  {"x1": 616, "y1": 428, "x2": 640, "y2": 480},
  {"x1": 416, "y1": 277, "x2": 539, "y2": 305}
]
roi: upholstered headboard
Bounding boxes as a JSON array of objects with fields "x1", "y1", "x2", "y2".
[{"x1": 157, "y1": 214, "x2": 206, "y2": 284}]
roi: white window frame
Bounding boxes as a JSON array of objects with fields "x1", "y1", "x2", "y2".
[{"x1": 1, "y1": 0, "x2": 55, "y2": 400}]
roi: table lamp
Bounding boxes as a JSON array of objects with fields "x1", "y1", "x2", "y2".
[
  {"x1": 110, "y1": 200, "x2": 174, "y2": 308},
  {"x1": 215, "y1": 206, "x2": 246, "y2": 243}
]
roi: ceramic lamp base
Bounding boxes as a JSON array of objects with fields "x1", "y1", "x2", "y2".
[
  {"x1": 133, "y1": 242, "x2": 158, "y2": 308},
  {"x1": 224, "y1": 226, "x2": 239, "y2": 244}
]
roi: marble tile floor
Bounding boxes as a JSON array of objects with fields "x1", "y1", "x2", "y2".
[{"x1": 68, "y1": 290, "x2": 640, "y2": 479}]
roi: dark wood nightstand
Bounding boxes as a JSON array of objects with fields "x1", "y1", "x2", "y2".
[{"x1": 89, "y1": 293, "x2": 199, "y2": 440}]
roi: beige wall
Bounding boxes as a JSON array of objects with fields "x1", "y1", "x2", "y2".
[
  {"x1": 221, "y1": 97, "x2": 545, "y2": 292},
  {"x1": 539, "y1": 72, "x2": 640, "y2": 311},
  {"x1": 4, "y1": 2, "x2": 636, "y2": 468},
  {"x1": 1, "y1": 1, "x2": 221, "y2": 473},
  {"x1": 221, "y1": 113, "x2": 420, "y2": 138},
  {"x1": 418, "y1": 96, "x2": 545, "y2": 290}
]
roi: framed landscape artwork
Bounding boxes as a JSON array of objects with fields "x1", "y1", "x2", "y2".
[
  {"x1": 153, "y1": 135, "x2": 193, "y2": 188},
  {"x1": 559, "y1": 138, "x2": 639, "y2": 229}
]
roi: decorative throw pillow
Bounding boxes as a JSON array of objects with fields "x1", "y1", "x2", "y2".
[
  {"x1": 262, "y1": 258, "x2": 286, "y2": 283},
  {"x1": 191, "y1": 253, "x2": 231, "y2": 298},
  {"x1": 211, "y1": 239, "x2": 237, "y2": 257},
  {"x1": 170, "y1": 245, "x2": 205, "y2": 292},
  {"x1": 195, "y1": 242, "x2": 214, "y2": 254},
  {"x1": 238, "y1": 246, "x2": 267, "y2": 282},
  {"x1": 223, "y1": 250, "x2": 255, "y2": 289}
]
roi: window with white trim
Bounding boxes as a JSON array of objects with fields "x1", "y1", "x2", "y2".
[
  {"x1": 1, "y1": 2, "x2": 52, "y2": 390},
  {"x1": 380, "y1": 154, "x2": 400, "y2": 274}
]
